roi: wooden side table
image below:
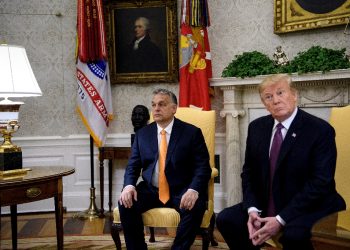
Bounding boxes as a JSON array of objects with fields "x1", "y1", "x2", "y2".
[
  {"x1": 0, "y1": 166, "x2": 75, "y2": 250},
  {"x1": 312, "y1": 210, "x2": 350, "y2": 249},
  {"x1": 99, "y1": 147, "x2": 131, "y2": 214}
]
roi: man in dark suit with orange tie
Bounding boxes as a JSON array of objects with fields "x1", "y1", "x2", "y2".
[
  {"x1": 216, "y1": 74, "x2": 346, "y2": 250},
  {"x1": 118, "y1": 89, "x2": 211, "y2": 250}
]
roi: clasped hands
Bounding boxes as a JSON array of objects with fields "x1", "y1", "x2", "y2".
[
  {"x1": 119, "y1": 185, "x2": 198, "y2": 210},
  {"x1": 247, "y1": 211, "x2": 282, "y2": 246}
]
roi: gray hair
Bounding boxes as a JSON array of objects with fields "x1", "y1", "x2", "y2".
[
  {"x1": 152, "y1": 89, "x2": 178, "y2": 105},
  {"x1": 136, "y1": 17, "x2": 150, "y2": 31}
]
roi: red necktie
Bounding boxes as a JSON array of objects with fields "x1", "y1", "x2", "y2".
[
  {"x1": 267, "y1": 123, "x2": 283, "y2": 216},
  {"x1": 159, "y1": 129, "x2": 170, "y2": 204}
]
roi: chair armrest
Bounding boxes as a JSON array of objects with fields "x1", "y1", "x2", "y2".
[{"x1": 211, "y1": 167, "x2": 218, "y2": 178}]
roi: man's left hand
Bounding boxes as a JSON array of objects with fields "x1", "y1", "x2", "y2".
[
  {"x1": 250, "y1": 216, "x2": 282, "y2": 246},
  {"x1": 180, "y1": 189, "x2": 198, "y2": 210}
]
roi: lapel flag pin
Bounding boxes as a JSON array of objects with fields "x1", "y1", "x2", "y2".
[{"x1": 292, "y1": 133, "x2": 296, "y2": 137}]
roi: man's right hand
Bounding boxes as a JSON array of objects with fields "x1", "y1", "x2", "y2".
[
  {"x1": 118, "y1": 185, "x2": 137, "y2": 208},
  {"x1": 247, "y1": 211, "x2": 262, "y2": 242}
]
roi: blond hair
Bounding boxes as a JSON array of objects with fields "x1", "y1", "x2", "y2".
[{"x1": 258, "y1": 74, "x2": 296, "y2": 95}]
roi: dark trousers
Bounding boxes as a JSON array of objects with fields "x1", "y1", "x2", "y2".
[
  {"x1": 216, "y1": 201, "x2": 346, "y2": 250},
  {"x1": 119, "y1": 181, "x2": 206, "y2": 250}
]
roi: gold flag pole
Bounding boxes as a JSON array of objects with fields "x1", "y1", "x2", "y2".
[{"x1": 74, "y1": 136, "x2": 102, "y2": 220}]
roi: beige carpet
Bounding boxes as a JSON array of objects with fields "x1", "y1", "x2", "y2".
[{"x1": 0, "y1": 235, "x2": 229, "y2": 249}]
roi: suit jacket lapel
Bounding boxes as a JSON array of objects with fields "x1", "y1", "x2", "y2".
[
  {"x1": 261, "y1": 117, "x2": 275, "y2": 186},
  {"x1": 166, "y1": 118, "x2": 183, "y2": 165},
  {"x1": 148, "y1": 122, "x2": 158, "y2": 158}
]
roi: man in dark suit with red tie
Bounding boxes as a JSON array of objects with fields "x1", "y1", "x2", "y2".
[
  {"x1": 216, "y1": 74, "x2": 346, "y2": 250},
  {"x1": 118, "y1": 89, "x2": 211, "y2": 250}
]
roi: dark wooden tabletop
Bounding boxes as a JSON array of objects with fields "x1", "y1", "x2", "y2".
[{"x1": 0, "y1": 166, "x2": 75, "y2": 187}]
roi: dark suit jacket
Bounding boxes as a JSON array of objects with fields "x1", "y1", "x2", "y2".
[
  {"x1": 242, "y1": 109, "x2": 345, "y2": 224},
  {"x1": 119, "y1": 34, "x2": 166, "y2": 73},
  {"x1": 123, "y1": 117, "x2": 211, "y2": 200}
]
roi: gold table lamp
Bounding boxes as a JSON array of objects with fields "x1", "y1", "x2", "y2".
[{"x1": 0, "y1": 44, "x2": 42, "y2": 172}]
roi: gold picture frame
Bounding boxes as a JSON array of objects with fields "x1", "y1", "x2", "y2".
[
  {"x1": 104, "y1": 0, "x2": 178, "y2": 84},
  {"x1": 274, "y1": 0, "x2": 350, "y2": 33}
]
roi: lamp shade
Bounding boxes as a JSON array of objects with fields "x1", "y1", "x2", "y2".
[{"x1": 0, "y1": 44, "x2": 42, "y2": 98}]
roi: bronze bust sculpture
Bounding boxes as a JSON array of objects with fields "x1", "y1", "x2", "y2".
[{"x1": 131, "y1": 105, "x2": 150, "y2": 145}]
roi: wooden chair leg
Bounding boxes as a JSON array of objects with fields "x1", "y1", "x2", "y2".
[
  {"x1": 149, "y1": 226, "x2": 156, "y2": 242},
  {"x1": 201, "y1": 228, "x2": 210, "y2": 250},
  {"x1": 111, "y1": 222, "x2": 122, "y2": 250},
  {"x1": 209, "y1": 213, "x2": 218, "y2": 246}
]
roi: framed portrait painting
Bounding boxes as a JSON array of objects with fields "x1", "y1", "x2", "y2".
[
  {"x1": 104, "y1": 0, "x2": 178, "y2": 84},
  {"x1": 274, "y1": 0, "x2": 350, "y2": 33}
]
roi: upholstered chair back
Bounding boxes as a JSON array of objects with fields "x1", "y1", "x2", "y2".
[{"x1": 329, "y1": 105, "x2": 350, "y2": 207}]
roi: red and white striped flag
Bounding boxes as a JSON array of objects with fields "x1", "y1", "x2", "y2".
[{"x1": 76, "y1": 0, "x2": 113, "y2": 147}]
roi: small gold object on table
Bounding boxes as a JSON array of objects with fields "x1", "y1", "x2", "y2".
[{"x1": 0, "y1": 167, "x2": 31, "y2": 180}]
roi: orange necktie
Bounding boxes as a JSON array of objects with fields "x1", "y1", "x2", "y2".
[{"x1": 159, "y1": 129, "x2": 170, "y2": 204}]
